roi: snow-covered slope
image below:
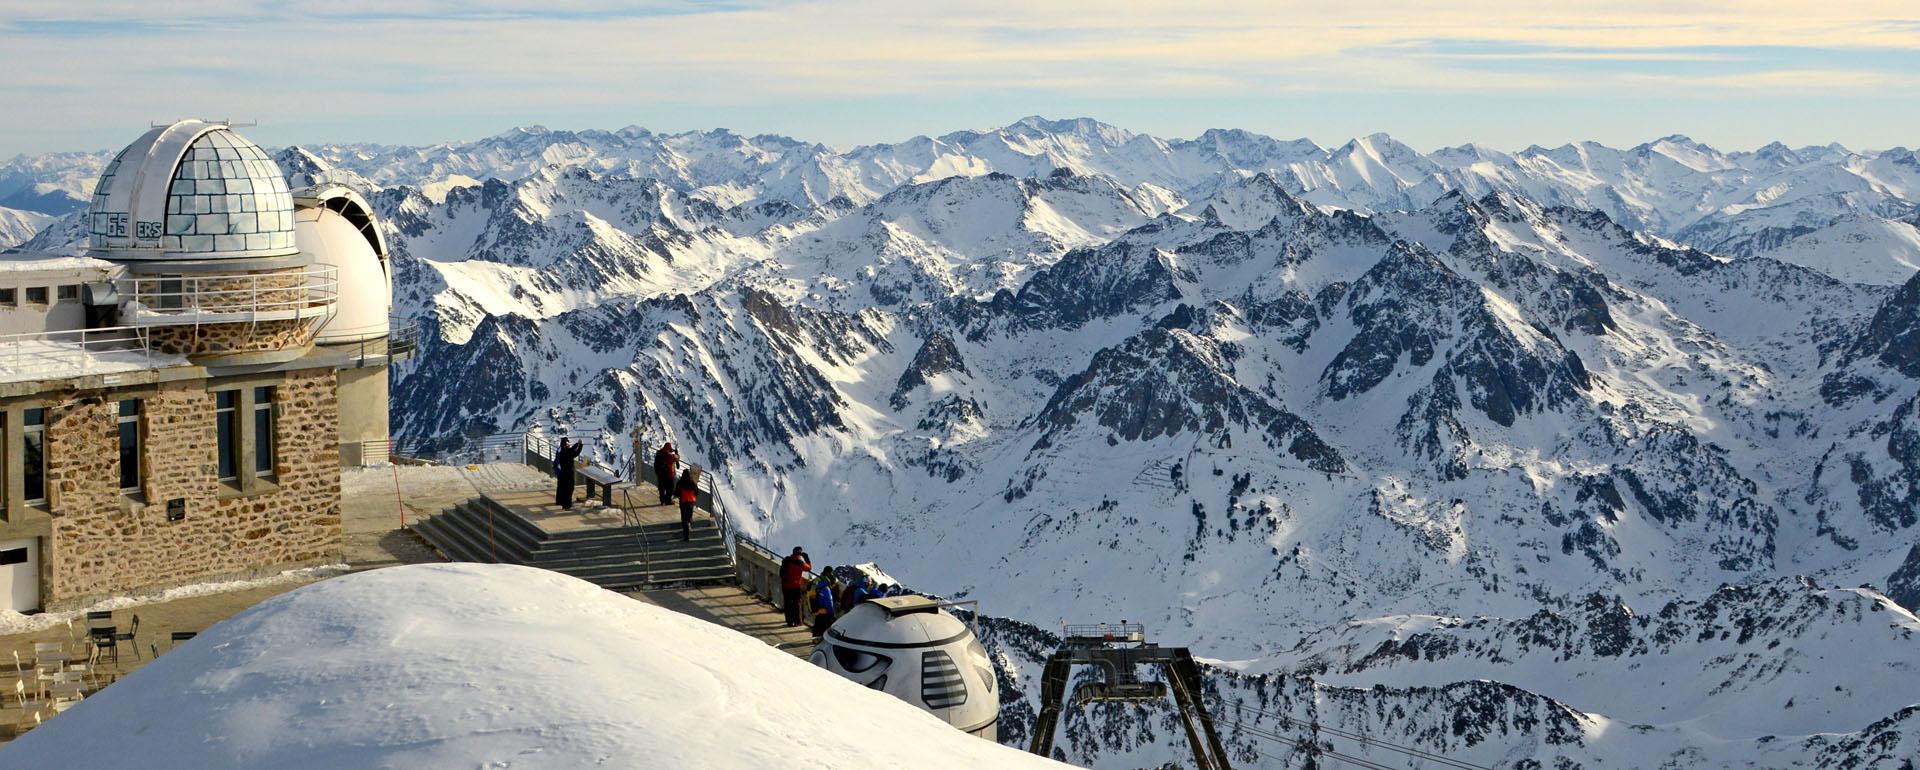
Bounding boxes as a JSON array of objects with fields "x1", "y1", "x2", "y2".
[
  {"x1": 11, "y1": 118, "x2": 1920, "y2": 768},
  {"x1": 0, "y1": 205, "x2": 53, "y2": 248},
  {"x1": 0, "y1": 564, "x2": 1074, "y2": 770}
]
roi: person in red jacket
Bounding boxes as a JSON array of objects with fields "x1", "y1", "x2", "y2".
[
  {"x1": 675, "y1": 468, "x2": 699, "y2": 541},
  {"x1": 780, "y1": 547, "x2": 811, "y2": 627}
]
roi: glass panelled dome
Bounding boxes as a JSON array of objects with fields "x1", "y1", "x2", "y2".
[{"x1": 86, "y1": 120, "x2": 300, "y2": 260}]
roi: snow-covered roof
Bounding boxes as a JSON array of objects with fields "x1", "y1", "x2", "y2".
[
  {"x1": 828, "y1": 595, "x2": 973, "y2": 648},
  {"x1": 87, "y1": 120, "x2": 298, "y2": 261},
  {"x1": 0, "y1": 252, "x2": 116, "y2": 274},
  {"x1": 1, "y1": 564, "x2": 1071, "y2": 770}
]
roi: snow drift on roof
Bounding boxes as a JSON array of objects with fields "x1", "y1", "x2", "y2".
[{"x1": 0, "y1": 563, "x2": 1069, "y2": 770}]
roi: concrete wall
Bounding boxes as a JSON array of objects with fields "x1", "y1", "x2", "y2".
[
  {"x1": 0, "y1": 262, "x2": 116, "y2": 336},
  {"x1": 336, "y1": 363, "x2": 389, "y2": 467},
  {"x1": 32, "y1": 366, "x2": 342, "y2": 607}
]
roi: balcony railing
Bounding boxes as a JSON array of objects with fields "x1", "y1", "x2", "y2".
[
  {"x1": 0, "y1": 326, "x2": 187, "y2": 384},
  {"x1": 117, "y1": 266, "x2": 339, "y2": 326},
  {"x1": 334, "y1": 315, "x2": 421, "y2": 368}
]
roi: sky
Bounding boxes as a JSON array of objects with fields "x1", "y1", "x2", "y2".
[{"x1": 2, "y1": 0, "x2": 1917, "y2": 156}]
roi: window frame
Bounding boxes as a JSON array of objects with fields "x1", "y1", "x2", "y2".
[
  {"x1": 214, "y1": 390, "x2": 240, "y2": 483},
  {"x1": 23, "y1": 286, "x2": 47, "y2": 306},
  {"x1": 0, "y1": 288, "x2": 15, "y2": 307},
  {"x1": 22, "y1": 407, "x2": 46, "y2": 505},
  {"x1": 251, "y1": 386, "x2": 275, "y2": 478},
  {"x1": 55, "y1": 284, "x2": 78, "y2": 303},
  {"x1": 117, "y1": 398, "x2": 142, "y2": 493}
]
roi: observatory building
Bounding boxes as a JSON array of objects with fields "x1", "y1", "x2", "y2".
[
  {"x1": 811, "y1": 595, "x2": 1000, "y2": 739},
  {"x1": 0, "y1": 120, "x2": 410, "y2": 613}
]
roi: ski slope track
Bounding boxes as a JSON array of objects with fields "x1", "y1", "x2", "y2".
[{"x1": 10, "y1": 118, "x2": 1920, "y2": 768}]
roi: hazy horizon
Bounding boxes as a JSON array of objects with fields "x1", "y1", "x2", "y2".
[{"x1": 3, "y1": 1, "x2": 1917, "y2": 156}]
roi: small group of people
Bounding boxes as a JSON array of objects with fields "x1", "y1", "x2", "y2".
[
  {"x1": 779, "y1": 547, "x2": 898, "y2": 638},
  {"x1": 652, "y1": 441, "x2": 699, "y2": 541},
  {"x1": 550, "y1": 438, "x2": 699, "y2": 541}
]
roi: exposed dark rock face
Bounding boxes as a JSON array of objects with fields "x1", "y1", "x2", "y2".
[
  {"x1": 985, "y1": 242, "x2": 1183, "y2": 334},
  {"x1": 891, "y1": 332, "x2": 968, "y2": 409},
  {"x1": 1851, "y1": 272, "x2": 1920, "y2": 378},
  {"x1": 1030, "y1": 327, "x2": 1345, "y2": 473},
  {"x1": 1324, "y1": 242, "x2": 1590, "y2": 427},
  {"x1": 1887, "y1": 543, "x2": 1920, "y2": 612}
]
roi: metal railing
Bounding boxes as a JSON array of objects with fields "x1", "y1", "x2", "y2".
[
  {"x1": 388, "y1": 315, "x2": 419, "y2": 359},
  {"x1": 0, "y1": 326, "x2": 183, "y2": 384},
  {"x1": 118, "y1": 265, "x2": 339, "y2": 324},
  {"x1": 335, "y1": 315, "x2": 420, "y2": 367}
]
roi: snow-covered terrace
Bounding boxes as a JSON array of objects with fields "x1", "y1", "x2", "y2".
[{"x1": 0, "y1": 326, "x2": 187, "y2": 384}]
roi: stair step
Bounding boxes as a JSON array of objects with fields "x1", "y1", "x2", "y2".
[{"x1": 412, "y1": 492, "x2": 742, "y2": 591}]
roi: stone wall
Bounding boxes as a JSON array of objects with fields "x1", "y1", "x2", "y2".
[
  {"x1": 147, "y1": 318, "x2": 313, "y2": 357},
  {"x1": 42, "y1": 367, "x2": 341, "y2": 604}
]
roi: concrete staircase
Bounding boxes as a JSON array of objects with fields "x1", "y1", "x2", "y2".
[{"x1": 412, "y1": 495, "x2": 736, "y2": 590}]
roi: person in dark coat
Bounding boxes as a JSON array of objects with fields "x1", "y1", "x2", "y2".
[
  {"x1": 653, "y1": 442, "x2": 679, "y2": 505},
  {"x1": 780, "y1": 547, "x2": 811, "y2": 627},
  {"x1": 554, "y1": 437, "x2": 585, "y2": 510},
  {"x1": 675, "y1": 468, "x2": 699, "y2": 540}
]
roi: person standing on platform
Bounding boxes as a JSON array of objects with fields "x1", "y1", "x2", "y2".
[
  {"x1": 780, "y1": 547, "x2": 812, "y2": 627},
  {"x1": 675, "y1": 467, "x2": 699, "y2": 540},
  {"x1": 554, "y1": 437, "x2": 585, "y2": 510},
  {"x1": 809, "y1": 570, "x2": 838, "y2": 638},
  {"x1": 653, "y1": 442, "x2": 679, "y2": 505}
]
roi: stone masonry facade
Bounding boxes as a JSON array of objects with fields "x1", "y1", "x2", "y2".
[{"x1": 41, "y1": 367, "x2": 341, "y2": 604}]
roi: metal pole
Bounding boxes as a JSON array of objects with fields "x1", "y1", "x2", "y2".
[{"x1": 390, "y1": 448, "x2": 407, "y2": 530}]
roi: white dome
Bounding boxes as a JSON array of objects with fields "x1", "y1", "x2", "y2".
[
  {"x1": 297, "y1": 196, "x2": 389, "y2": 343},
  {"x1": 811, "y1": 596, "x2": 999, "y2": 739},
  {"x1": 828, "y1": 598, "x2": 971, "y2": 647},
  {"x1": 87, "y1": 120, "x2": 298, "y2": 260}
]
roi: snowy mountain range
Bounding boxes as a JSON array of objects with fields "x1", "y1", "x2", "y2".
[{"x1": 10, "y1": 117, "x2": 1920, "y2": 768}]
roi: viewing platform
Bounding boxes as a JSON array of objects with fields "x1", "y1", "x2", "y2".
[{"x1": 408, "y1": 461, "x2": 815, "y2": 654}]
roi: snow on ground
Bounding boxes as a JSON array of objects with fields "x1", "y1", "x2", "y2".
[
  {"x1": 0, "y1": 563, "x2": 1074, "y2": 770},
  {"x1": 0, "y1": 564, "x2": 349, "y2": 636}
]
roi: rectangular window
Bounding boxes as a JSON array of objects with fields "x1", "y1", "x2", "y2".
[
  {"x1": 0, "y1": 288, "x2": 15, "y2": 307},
  {"x1": 23, "y1": 408, "x2": 46, "y2": 503},
  {"x1": 24, "y1": 287, "x2": 47, "y2": 305},
  {"x1": 56, "y1": 285, "x2": 78, "y2": 303},
  {"x1": 215, "y1": 390, "x2": 239, "y2": 481},
  {"x1": 158, "y1": 276, "x2": 183, "y2": 311},
  {"x1": 0, "y1": 548, "x2": 26, "y2": 566},
  {"x1": 252, "y1": 386, "x2": 274, "y2": 476},
  {"x1": 118, "y1": 399, "x2": 141, "y2": 492}
]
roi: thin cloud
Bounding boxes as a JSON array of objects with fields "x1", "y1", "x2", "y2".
[{"x1": 1, "y1": 1, "x2": 1917, "y2": 152}]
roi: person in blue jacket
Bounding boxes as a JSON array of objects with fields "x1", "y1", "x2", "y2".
[
  {"x1": 809, "y1": 571, "x2": 838, "y2": 638},
  {"x1": 843, "y1": 575, "x2": 870, "y2": 609}
]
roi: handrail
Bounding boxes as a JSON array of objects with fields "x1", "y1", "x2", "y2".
[
  {"x1": 616, "y1": 484, "x2": 653, "y2": 585},
  {"x1": 117, "y1": 265, "x2": 339, "y2": 322}
]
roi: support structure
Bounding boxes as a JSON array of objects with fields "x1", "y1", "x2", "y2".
[{"x1": 1028, "y1": 623, "x2": 1232, "y2": 770}]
